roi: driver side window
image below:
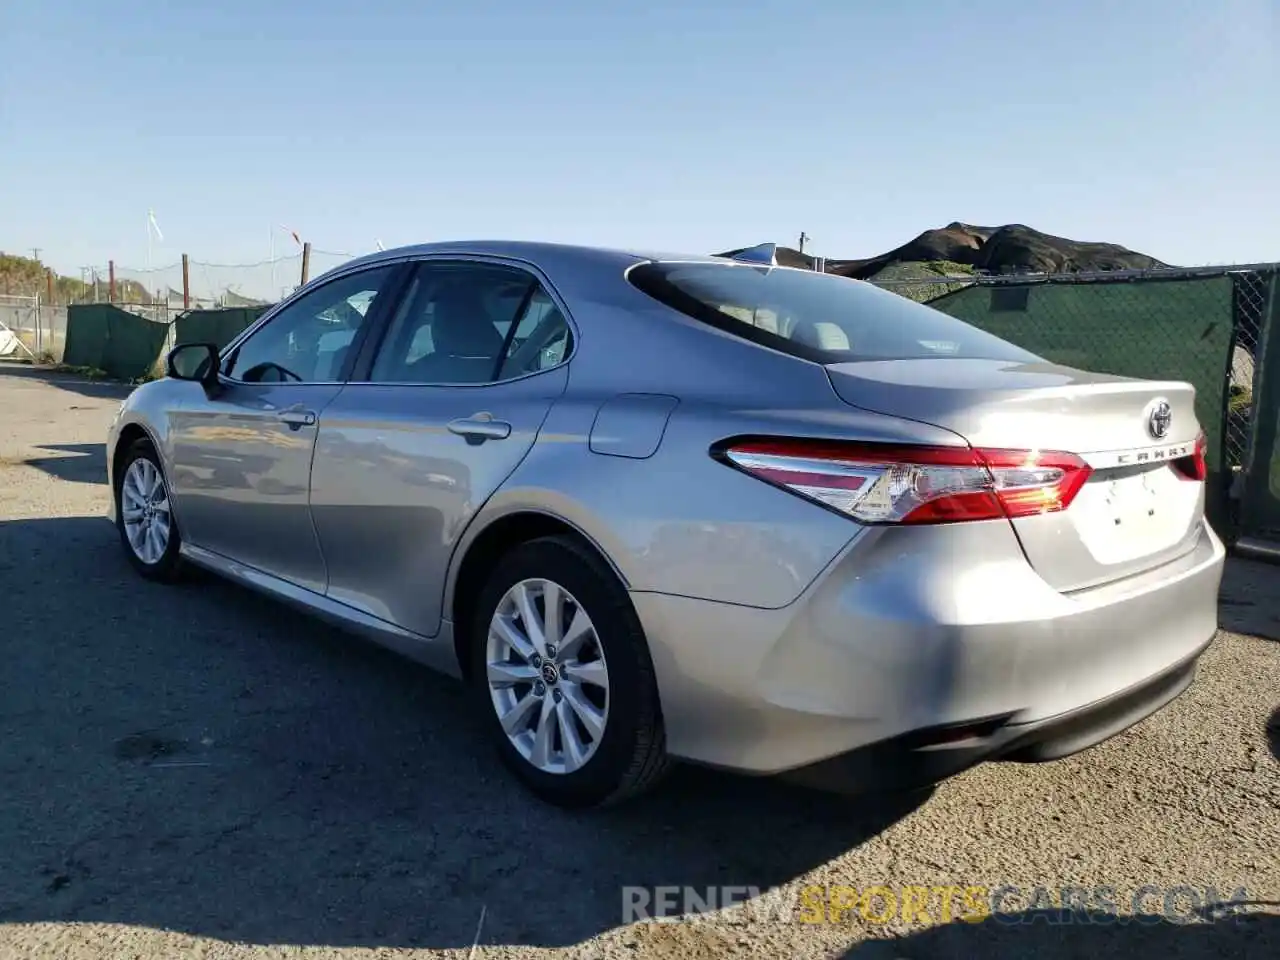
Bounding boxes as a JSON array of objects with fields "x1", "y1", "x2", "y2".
[{"x1": 222, "y1": 266, "x2": 395, "y2": 383}]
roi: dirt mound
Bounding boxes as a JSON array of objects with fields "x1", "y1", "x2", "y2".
[{"x1": 719, "y1": 224, "x2": 1165, "y2": 279}]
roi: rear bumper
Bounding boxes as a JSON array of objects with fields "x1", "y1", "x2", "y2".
[
  {"x1": 779, "y1": 633, "x2": 1207, "y2": 794},
  {"x1": 632, "y1": 516, "x2": 1225, "y2": 779}
]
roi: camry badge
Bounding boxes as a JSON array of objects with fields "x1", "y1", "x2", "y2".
[{"x1": 1145, "y1": 398, "x2": 1172, "y2": 440}]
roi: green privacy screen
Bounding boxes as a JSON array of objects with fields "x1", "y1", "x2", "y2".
[
  {"x1": 929, "y1": 277, "x2": 1233, "y2": 460},
  {"x1": 173, "y1": 307, "x2": 269, "y2": 351},
  {"x1": 62, "y1": 305, "x2": 271, "y2": 380},
  {"x1": 61, "y1": 304, "x2": 172, "y2": 381},
  {"x1": 928, "y1": 276, "x2": 1235, "y2": 529}
]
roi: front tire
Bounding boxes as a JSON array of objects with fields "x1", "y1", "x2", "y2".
[
  {"x1": 470, "y1": 536, "x2": 671, "y2": 808},
  {"x1": 115, "y1": 437, "x2": 184, "y2": 582}
]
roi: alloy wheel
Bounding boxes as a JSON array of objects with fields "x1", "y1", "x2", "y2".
[
  {"x1": 120, "y1": 456, "x2": 172, "y2": 565},
  {"x1": 485, "y1": 577, "x2": 611, "y2": 775}
]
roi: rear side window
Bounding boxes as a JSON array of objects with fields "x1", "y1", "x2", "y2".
[{"x1": 628, "y1": 262, "x2": 1038, "y2": 363}]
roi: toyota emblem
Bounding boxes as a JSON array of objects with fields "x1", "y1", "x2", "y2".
[{"x1": 1145, "y1": 398, "x2": 1173, "y2": 440}]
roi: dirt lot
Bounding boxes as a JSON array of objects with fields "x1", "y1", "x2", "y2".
[{"x1": 0, "y1": 363, "x2": 1277, "y2": 960}]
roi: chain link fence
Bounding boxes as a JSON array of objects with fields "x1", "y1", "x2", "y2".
[
  {"x1": 0, "y1": 247, "x2": 363, "y2": 375},
  {"x1": 0, "y1": 295, "x2": 71, "y2": 361},
  {"x1": 105, "y1": 249, "x2": 357, "y2": 310},
  {"x1": 0, "y1": 295, "x2": 40, "y2": 359},
  {"x1": 110, "y1": 249, "x2": 358, "y2": 309},
  {"x1": 1225, "y1": 271, "x2": 1268, "y2": 504},
  {"x1": 10, "y1": 249, "x2": 362, "y2": 312},
  {"x1": 8, "y1": 248, "x2": 359, "y2": 376},
  {"x1": 1235, "y1": 272, "x2": 1280, "y2": 557},
  {"x1": 870, "y1": 264, "x2": 1280, "y2": 546}
]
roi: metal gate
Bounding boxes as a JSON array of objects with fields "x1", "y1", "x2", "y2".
[
  {"x1": 0, "y1": 295, "x2": 41, "y2": 359},
  {"x1": 1236, "y1": 270, "x2": 1280, "y2": 560}
]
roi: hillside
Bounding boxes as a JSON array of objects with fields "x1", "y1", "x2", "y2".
[
  {"x1": 0, "y1": 253, "x2": 151, "y2": 304},
  {"x1": 7, "y1": 224, "x2": 1165, "y2": 307},
  {"x1": 720, "y1": 224, "x2": 1166, "y2": 280}
]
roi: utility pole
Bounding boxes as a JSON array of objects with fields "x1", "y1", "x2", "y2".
[
  {"x1": 31, "y1": 247, "x2": 41, "y2": 263},
  {"x1": 798, "y1": 232, "x2": 809, "y2": 254}
]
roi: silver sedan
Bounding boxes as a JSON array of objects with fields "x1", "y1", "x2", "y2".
[{"x1": 106, "y1": 241, "x2": 1225, "y2": 808}]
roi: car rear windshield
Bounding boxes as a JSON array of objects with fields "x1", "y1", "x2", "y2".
[{"x1": 627, "y1": 261, "x2": 1039, "y2": 364}]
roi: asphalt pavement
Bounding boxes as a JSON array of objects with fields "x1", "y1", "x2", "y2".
[{"x1": 0, "y1": 362, "x2": 1276, "y2": 959}]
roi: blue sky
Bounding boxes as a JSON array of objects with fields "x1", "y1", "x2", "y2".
[{"x1": 2, "y1": 0, "x2": 1276, "y2": 279}]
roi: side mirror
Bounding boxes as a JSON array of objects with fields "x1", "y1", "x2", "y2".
[{"x1": 166, "y1": 342, "x2": 221, "y2": 392}]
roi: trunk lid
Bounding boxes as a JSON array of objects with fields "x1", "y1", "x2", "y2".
[{"x1": 826, "y1": 358, "x2": 1207, "y2": 592}]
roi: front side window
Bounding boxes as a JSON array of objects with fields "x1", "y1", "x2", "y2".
[
  {"x1": 369, "y1": 262, "x2": 572, "y2": 384},
  {"x1": 222, "y1": 266, "x2": 394, "y2": 383},
  {"x1": 628, "y1": 261, "x2": 1038, "y2": 364}
]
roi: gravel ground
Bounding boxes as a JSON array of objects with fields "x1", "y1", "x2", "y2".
[{"x1": 0, "y1": 362, "x2": 1276, "y2": 960}]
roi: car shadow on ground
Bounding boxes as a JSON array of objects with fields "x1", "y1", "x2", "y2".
[
  {"x1": 17, "y1": 443, "x2": 108, "y2": 485},
  {"x1": 0, "y1": 515, "x2": 929, "y2": 951},
  {"x1": 846, "y1": 908, "x2": 1279, "y2": 959},
  {"x1": 1218, "y1": 555, "x2": 1280, "y2": 642},
  {"x1": 0, "y1": 361, "x2": 135, "y2": 400}
]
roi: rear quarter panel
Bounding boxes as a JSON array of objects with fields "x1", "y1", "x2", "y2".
[{"x1": 446, "y1": 286, "x2": 972, "y2": 611}]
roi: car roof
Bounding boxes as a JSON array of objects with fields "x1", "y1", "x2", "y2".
[{"x1": 327, "y1": 240, "x2": 731, "y2": 278}]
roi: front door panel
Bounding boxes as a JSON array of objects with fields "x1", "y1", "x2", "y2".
[{"x1": 168, "y1": 382, "x2": 341, "y2": 593}]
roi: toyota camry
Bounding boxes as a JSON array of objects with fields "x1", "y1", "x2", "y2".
[{"x1": 106, "y1": 240, "x2": 1225, "y2": 808}]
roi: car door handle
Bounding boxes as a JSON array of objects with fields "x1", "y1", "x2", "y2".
[
  {"x1": 277, "y1": 409, "x2": 317, "y2": 430},
  {"x1": 447, "y1": 415, "x2": 512, "y2": 442}
]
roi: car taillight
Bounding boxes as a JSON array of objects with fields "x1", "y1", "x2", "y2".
[
  {"x1": 1173, "y1": 431, "x2": 1208, "y2": 482},
  {"x1": 717, "y1": 439, "x2": 1092, "y2": 525}
]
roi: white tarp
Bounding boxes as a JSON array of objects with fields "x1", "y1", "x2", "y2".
[{"x1": 0, "y1": 329, "x2": 20, "y2": 357}]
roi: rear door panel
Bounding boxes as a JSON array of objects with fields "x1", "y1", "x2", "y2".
[{"x1": 309, "y1": 367, "x2": 568, "y2": 637}]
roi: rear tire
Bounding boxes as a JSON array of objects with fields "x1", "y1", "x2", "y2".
[
  {"x1": 470, "y1": 536, "x2": 671, "y2": 808},
  {"x1": 115, "y1": 437, "x2": 185, "y2": 583}
]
